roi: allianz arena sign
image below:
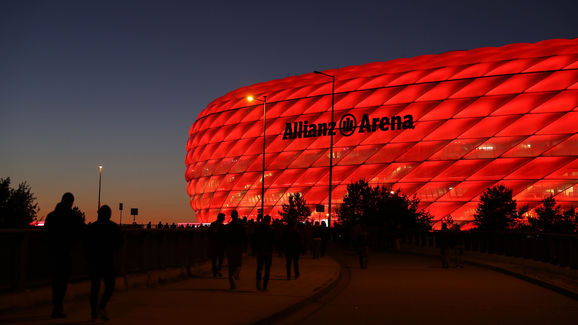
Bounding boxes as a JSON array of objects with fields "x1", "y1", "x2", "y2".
[
  {"x1": 186, "y1": 39, "x2": 578, "y2": 225},
  {"x1": 282, "y1": 114, "x2": 415, "y2": 140}
]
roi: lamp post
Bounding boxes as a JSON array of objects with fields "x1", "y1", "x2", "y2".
[
  {"x1": 98, "y1": 165, "x2": 103, "y2": 210},
  {"x1": 314, "y1": 71, "x2": 335, "y2": 228},
  {"x1": 247, "y1": 95, "x2": 267, "y2": 217}
]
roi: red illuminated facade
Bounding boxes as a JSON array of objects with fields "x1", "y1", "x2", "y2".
[{"x1": 186, "y1": 39, "x2": 578, "y2": 224}]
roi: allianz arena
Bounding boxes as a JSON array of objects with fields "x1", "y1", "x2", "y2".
[{"x1": 186, "y1": 39, "x2": 578, "y2": 225}]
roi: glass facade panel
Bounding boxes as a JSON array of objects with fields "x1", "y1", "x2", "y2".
[
  {"x1": 454, "y1": 95, "x2": 514, "y2": 118},
  {"x1": 429, "y1": 139, "x2": 486, "y2": 160},
  {"x1": 514, "y1": 180, "x2": 576, "y2": 201},
  {"x1": 470, "y1": 158, "x2": 531, "y2": 180},
  {"x1": 526, "y1": 70, "x2": 578, "y2": 92},
  {"x1": 505, "y1": 157, "x2": 575, "y2": 180},
  {"x1": 368, "y1": 143, "x2": 415, "y2": 163},
  {"x1": 424, "y1": 118, "x2": 482, "y2": 140},
  {"x1": 420, "y1": 98, "x2": 475, "y2": 121},
  {"x1": 530, "y1": 90, "x2": 578, "y2": 113},
  {"x1": 502, "y1": 134, "x2": 569, "y2": 157},
  {"x1": 400, "y1": 161, "x2": 454, "y2": 182},
  {"x1": 386, "y1": 83, "x2": 436, "y2": 104},
  {"x1": 415, "y1": 182, "x2": 457, "y2": 202},
  {"x1": 486, "y1": 72, "x2": 549, "y2": 95},
  {"x1": 497, "y1": 112, "x2": 564, "y2": 136},
  {"x1": 450, "y1": 76, "x2": 509, "y2": 98},
  {"x1": 554, "y1": 185, "x2": 578, "y2": 202},
  {"x1": 464, "y1": 137, "x2": 525, "y2": 159},
  {"x1": 546, "y1": 158, "x2": 578, "y2": 179},
  {"x1": 458, "y1": 115, "x2": 520, "y2": 139},
  {"x1": 372, "y1": 163, "x2": 418, "y2": 183},
  {"x1": 425, "y1": 202, "x2": 464, "y2": 219},
  {"x1": 490, "y1": 92, "x2": 555, "y2": 116},
  {"x1": 393, "y1": 182, "x2": 425, "y2": 196},
  {"x1": 438, "y1": 181, "x2": 496, "y2": 201},
  {"x1": 396, "y1": 141, "x2": 450, "y2": 162},
  {"x1": 338, "y1": 145, "x2": 381, "y2": 165},
  {"x1": 433, "y1": 160, "x2": 489, "y2": 181},
  {"x1": 537, "y1": 112, "x2": 578, "y2": 135},
  {"x1": 543, "y1": 134, "x2": 578, "y2": 156}
]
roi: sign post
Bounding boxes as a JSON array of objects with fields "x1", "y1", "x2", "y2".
[
  {"x1": 130, "y1": 208, "x2": 138, "y2": 225},
  {"x1": 119, "y1": 202, "x2": 123, "y2": 226},
  {"x1": 315, "y1": 204, "x2": 325, "y2": 223}
]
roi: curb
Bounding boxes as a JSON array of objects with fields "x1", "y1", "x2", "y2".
[
  {"x1": 463, "y1": 259, "x2": 578, "y2": 301},
  {"x1": 399, "y1": 248, "x2": 578, "y2": 301},
  {"x1": 252, "y1": 256, "x2": 343, "y2": 325}
]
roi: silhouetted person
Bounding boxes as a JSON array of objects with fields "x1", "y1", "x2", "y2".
[
  {"x1": 452, "y1": 226, "x2": 465, "y2": 268},
  {"x1": 273, "y1": 219, "x2": 284, "y2": 257},
  {"x1": 44, "y1": 192, "x2": 84, "y2": 318},
  {"x1": 320, "y1": 221, "x2": 328, "y2": 256},
  {"x1": 253, "y1": 215, "x2": 274, "y2": 291},
  {"x1": 438, "y1": 222, "x2": 450, "y2": 268},
  {"x1": 146, "y1": 221, "x2": 151, "y2": 230},
  {"x1": 85, "y1": 205, "x2": 122, "y2": 321},
  {"x1": 312, "y1": 222, "x2": 322, "y2": 259},
  {"x1": 208, "y1": 213, "x2": 226, "y2": 278},
  {"x1": 356, "y1": 223, "x2": 369, "y2": 269},
  {"x1": 225, "y1": 210, "x2": 246, "y2": 289},
  {"x1": 282, "y1": 221, "x2": 302, "y2": 280}
]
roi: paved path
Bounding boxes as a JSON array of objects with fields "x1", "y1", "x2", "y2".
[
  {"x1": 281, "y1": 250, "x2": 578, "y2": 325},
  {"x1": 0, "y1": 255, "x2": 339, "y2": 325},
  {"x1": 2, "y1": 250, "x2": 578, "y2": 324}
]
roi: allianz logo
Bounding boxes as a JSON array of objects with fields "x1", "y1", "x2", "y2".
[{"x1": 282, "y1": 114, "x2": 415, "y2": 140}]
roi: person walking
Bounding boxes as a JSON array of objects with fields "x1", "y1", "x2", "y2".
[
  {"x1": 452, "y1": 226, "x2": 465, "y2": 268},
  {"x1": 357, "y1": 223, "x2": 370, "y2": 269},
  {"x1": 438, "y1": 222, "x2": 450, "y2": 268},
  {"x1": 85, "y1": 205, "x2": 122, "y2": 321},
  {"x1": 208, "y1": 213, "x2": 226, "y2": 278},
  {"x1": 225, "y1": 210, "x2": 246, "y2": 289},
  {"x1": 311, "y1": 222, "x2": 322, "y2": 259},
  {"x1": 44, "y1": 192, "x2": 85, "y2": 318},
  {"x1": 282, "y1": 221, "x2": 302, "y2": 280},
  {"x1": 253, "y1": 215, "x2": 274, "y2": 291}
]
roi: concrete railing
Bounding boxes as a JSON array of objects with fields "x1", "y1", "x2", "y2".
[
  {"x1": 401, "y1": 231, "x2": 578, "y2": 269},
  {"x1": 0, "y1": 229, "x2": 208, "y2": 293}
]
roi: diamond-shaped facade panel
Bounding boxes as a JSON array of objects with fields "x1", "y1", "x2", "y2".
[{"x1": 186, "y1": 39, "x2": 578, "y2": 224}]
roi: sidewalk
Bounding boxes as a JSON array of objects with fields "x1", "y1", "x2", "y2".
[
  {"x1": 400, "y1": 244, "x2": 578, "y2": 300},
  {"x1": 0, "y1": 254, "x2": 340, "y2": 325}
]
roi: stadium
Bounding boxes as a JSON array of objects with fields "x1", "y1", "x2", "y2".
[{"x1": 186, "y1": 39, "x2": 578, "y2": 226}]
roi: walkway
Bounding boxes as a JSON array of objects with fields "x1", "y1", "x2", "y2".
[
  {"x1": 280, "y1": 251, "x2": 578, "y2": 324},
  {"x1": 2, "y1": 250, "x2": 577, "y2": 324},
  {"x1": 0, "y1": 255, "x2": 339, "y2": 325}
]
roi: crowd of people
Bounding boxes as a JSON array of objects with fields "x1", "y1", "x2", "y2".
[
  {"x1": 43, "y1": 191, "x2": 467, "y2": 323},
  {"x1": 207, "y1": 211, "x2": 331, "y2": 291},
  {"x1": 42, "y1": 192, "x2": 332, "y2": 321}
]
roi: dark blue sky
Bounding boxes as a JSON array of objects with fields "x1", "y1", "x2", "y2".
[{"x1": 1, "y1": 0, "x2": 576, "y2": 223}]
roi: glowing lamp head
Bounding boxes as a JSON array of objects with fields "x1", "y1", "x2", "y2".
[{"x1": 247, "y1": 96, "x2": 254, "y2": 102}]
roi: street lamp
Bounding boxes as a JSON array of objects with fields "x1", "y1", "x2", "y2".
[
  {"x1": 314, "y1": 71, "x2": 335, "y2": 228},
  {"x1": 247, "y1": 95, "x2": 267, "y2": 217},
  {"x1": 98, "y1": 165, "x2": 103, "y2": 210}
]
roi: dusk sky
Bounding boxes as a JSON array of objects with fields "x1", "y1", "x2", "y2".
[{"x1": 1, "y1": 0, "x2": 576, "y2": 224}]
